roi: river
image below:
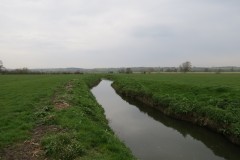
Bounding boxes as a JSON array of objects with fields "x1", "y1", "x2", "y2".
[{"x1": 91, "y1": 80, "x2": 240, "y2": 160}]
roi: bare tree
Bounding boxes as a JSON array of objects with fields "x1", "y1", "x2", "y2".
[{"x1": 179, "y1": 61, "x2": 192, "y2": 73}]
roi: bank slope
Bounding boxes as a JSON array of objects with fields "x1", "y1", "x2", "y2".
[
  {"x1": 0, "y1": 75, "x2": 135, "y2": 160},
  {"x1": 111, "y1": 74, "x2": 240, "y2": 145}
]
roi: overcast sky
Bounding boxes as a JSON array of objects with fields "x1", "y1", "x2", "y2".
[{"x1": 0, "y1": 0, "x2": 240, "y2": 68}]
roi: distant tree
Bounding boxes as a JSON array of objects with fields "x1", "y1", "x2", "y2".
[
  {"x1": 119, "y1": 68, "x2": 125, "y2": 73},
  {"x1": 165, "y1": 67, "x2": 177, "y2": 72},
  {"x1": 74, "y1": 71, "x2": 84, "y2": 74},
  {"x1": 126, "y1": 68, "x2": 133, "y2": 74},
  {"x1": 159, "y1": 68, "x2": 164, "y2": 72},
  {"x1": 215, "y1": 68, "x2": 222, "y2": 74},
  {"x1": 14, "y1": 67, "x2": 30, "y2": 74},
  {"x1": 230, "y1": 67, "x2": 234, "y2": 72},
  {"x1": 173, "y1": 67, "x2": 178, "y2": 72},
  {"x1": 165, "y1": 68, "x2": 172, "y2": 72},
  {"x1": 0, "y1": 60, "x2": 4, "y2": 73},
  {"x1": 179, "y1": 61, "x2": 192, "y2": 73},
  {"x1": 204, "y1": 68, "x2": 210, "y2": 72},
  {"x1": 139, "y1": 68, "x2": 146, "y2": 74},
  {"x1": 22, "y1": 67, "x2": 29, "y2": 73},
  {"x1": 147, "y1": 67, "x2": 155, "y2": 73}
]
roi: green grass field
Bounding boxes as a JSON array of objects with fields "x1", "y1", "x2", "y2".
[
  {"x1": 1, "y1": 73, "x2": 240, "y2": 159},
  {"x1": 0, "y1": 75, "x2": 75, "y2": 148},
  {"x1": 0, "y1": 74, "x2": 135, "y2": 159},
  {"x1": 111, "y1": 73, "x2": 240, "y2": 144}
]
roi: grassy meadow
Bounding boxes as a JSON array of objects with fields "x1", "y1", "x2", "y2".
[
  {"x1": 1, "y1": 72, "x2": 240, "y2": 159},
  {"x1": 0, "y1": 74, "x2": 135, "y2": 159},
  {"x1": 0, "y1": 75, "x2": 75, "y2": 148},
  {"x1": 111, "y1": 73, "x2": 240, "y2": 144}
]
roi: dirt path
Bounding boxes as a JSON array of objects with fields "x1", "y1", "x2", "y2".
[
  {"x1": 1, "y1": 81, "x2": 73, "y2": 160},
  {"x1": 1, "y1": 125, "x2": 62, "y2": 160}
]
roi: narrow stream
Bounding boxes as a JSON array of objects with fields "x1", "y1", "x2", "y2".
[{"x1": 91, "y1": 80, "x2": 240, "y2": 160}]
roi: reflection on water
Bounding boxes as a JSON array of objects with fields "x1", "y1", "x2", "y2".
[{"x1": 91, "y1": 80, "x2": 240, "y2": 160}]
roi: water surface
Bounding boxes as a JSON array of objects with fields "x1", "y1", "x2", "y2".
[{"x1": 91, "y1": 80, "x2": 240, "y2": 160}]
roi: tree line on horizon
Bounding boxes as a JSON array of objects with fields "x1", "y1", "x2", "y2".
[
  {"x1": 0, "y1": 60, "x2": 240, "y2": 74},
  {"x1": 116, "y1": 61, "x2": 240, "y2": 74},
  {"x1": 117, "y1": 61, "x2": 192, "y2": 74}
]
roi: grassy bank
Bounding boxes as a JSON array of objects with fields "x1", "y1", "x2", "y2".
[
  {"x1": 0, "y1": 75, "x2": 135, "y2": 159},
  {"x1": 111, "y1": 73, "x2": 240, "y2": 145},
  {"x1": 0, "y1": 75, "x2": 76, "y2": 149}
]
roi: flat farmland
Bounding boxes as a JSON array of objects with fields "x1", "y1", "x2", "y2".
[
  {"x1": 112, "y1": 73, "x2": 240, "y2": 144},
  {"x1": 0, "y1": 75, "x2": 134, "y2": 160}
]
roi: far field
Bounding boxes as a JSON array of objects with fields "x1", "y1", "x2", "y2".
[
  {"x1": 111, "y1": 73, "x2": 240, "y2": 144},
  {"x1": 1, "y1": 73, "x2": 240, "y2": 159},
  {"x1": 0, "y1": 75, "x2": 134, "y2": 160}
]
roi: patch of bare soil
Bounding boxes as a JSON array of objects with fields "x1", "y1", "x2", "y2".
[
  {"x1": 1, "y1": 125, "x2": 62, "y2": 160},
  {"x1": 1, "y1": 81, "x2": 73, "y2": 160},
  {"x1": 65, "y1": 81, "x2": 73, "y2": 92},
  {"x1": 54, "y1": 100, "x2": 70, "y2": 110},
  {"x1": 52, "y1": 81, "x2": 73, "y2": 110}
]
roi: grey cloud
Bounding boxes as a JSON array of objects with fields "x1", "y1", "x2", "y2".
[
  {"x1": 0, "y1": 0, "x2": 240, "y2": 68},
  {"x1": 133, "y1": 25, "x2": 175, "y2": 38}
]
